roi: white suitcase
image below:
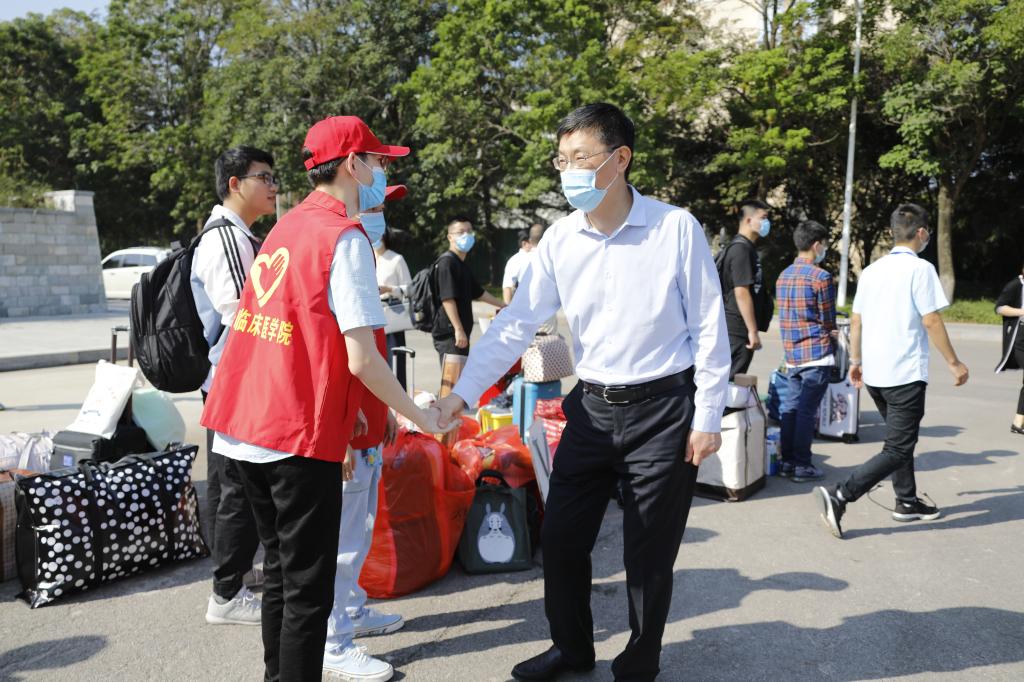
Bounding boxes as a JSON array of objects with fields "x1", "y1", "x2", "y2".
[
  {"x1": 817, "y1": 378, "x2": 860, "y2": 443},
  {"x1": 696, "y1": 375, "x2": 766, "y2": 501}
]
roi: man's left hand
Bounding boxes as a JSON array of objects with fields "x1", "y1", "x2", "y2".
[
  {"x1": 353, "y1": 409, "x2": 368, "y2": 438},
  {"x1": 384, "y1": 411, "x2": 398, "y2": 446},
  {"x1": 686, "y1": 430, "x2": 721, "y2": 466}
]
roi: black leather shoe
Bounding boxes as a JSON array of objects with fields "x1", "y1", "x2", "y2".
[
  {"x1": 1011, "y1": 424, "x2": 1024, "y2": 436},
  {"x1": 512, "y1": 646, "x2": 595, "y2": 681}
]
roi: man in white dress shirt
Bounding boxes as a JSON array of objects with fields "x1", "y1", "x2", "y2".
[
  {"x1": 502, "y1": 224, "x2": 544, "y2": 303},
  {"x1": 436, "y1": 103, "x2": 731, "y2": 682}
]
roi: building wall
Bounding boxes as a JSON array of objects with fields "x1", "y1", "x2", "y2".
[{"x1": 0, "y1": 190, "x2": 107, "y2": 318}]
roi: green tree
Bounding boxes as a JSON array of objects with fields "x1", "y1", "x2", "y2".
[
  {"x1": 0, "y1": 11, "x2": 97, "y2": 207},
  {"x1": 878, "y1": 0, "x2": 1024, "y2": 300}
]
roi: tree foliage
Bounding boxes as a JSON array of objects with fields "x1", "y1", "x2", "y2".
[{"x1": 1, "y1": 0, "x2": 1022, "y2": 292}]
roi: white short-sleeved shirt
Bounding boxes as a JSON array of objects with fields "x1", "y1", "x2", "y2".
[
  {"x1": 852, "y1": 246, "x2": 949, "y2": 387},
  {"x1": 213, "y1": 230, "x2": 384, "y2": 463},
  {"x1": 502, "y1": 249, "x2": 531, "y2": 289}
]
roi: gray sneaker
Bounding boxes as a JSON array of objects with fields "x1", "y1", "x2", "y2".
[
  {"x1": 792, "y1": 465, "x2": 825, "y2": 482},
  {"x1": 205, "y1": 586, "x2": 262, "y2": 625}
]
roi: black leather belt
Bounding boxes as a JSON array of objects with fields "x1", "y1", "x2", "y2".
[{"x1": 582, "y1": 367, "x2": 694, "y2": 405}]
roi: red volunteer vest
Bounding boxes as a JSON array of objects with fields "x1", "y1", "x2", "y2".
[
  {"x1": 201, "y1": 191, "x2": 375, "y2": 463},
  {"x1": 350, "y1": 329, "x2": 388, "y2": 450}
]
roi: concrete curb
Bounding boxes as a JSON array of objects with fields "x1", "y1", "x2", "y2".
[{"x1": 0, "y1": 348, "x2": 129, "y2": 372}]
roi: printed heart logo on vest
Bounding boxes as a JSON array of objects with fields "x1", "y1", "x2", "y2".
[{"x1": 250, "y1": 247, "x2": 290, "y2": 307}]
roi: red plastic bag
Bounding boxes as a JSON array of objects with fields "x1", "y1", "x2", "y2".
[
  {"x1": 360, "y1": 429, "x2": 474, "y2": 598},
  {"x1": 451, "y1": 425, "x2": 535, "y2": 489},
  {"x1": 456, "y1": 415, "x2": 481, "y2": 442},
  {"x1": 542, "y1": 418, "x2": 567, "y2": 460},
  {"x1": 535, "y1": 398, "x2": 565, "y2": 421}
]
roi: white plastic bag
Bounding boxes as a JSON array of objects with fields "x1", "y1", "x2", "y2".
[
  {"x1": 0, "y1": 432, "x2": 53, "y2": 471},
  {"x1": 131, "y1": 387, "x2": 186, "y2": 450},
  {"x1": 65, "y1": 360, "x2": 140, "y2": 438}
]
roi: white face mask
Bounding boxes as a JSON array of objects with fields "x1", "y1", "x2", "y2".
[{"x1": 916, "y1": 228, "x2": 930, "y2": 254}]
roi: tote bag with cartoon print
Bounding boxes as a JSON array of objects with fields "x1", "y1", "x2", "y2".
[{"x1": 458, "y1": 470, "x2": 534, "y2": 574}]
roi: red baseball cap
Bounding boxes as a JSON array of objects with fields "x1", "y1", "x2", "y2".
[
  {"x1": 385, "y1": 185, "x2": 407, "y2": 202},
  {"x1": 303, "y1": 116, "x2": 410, "y2": 170}
]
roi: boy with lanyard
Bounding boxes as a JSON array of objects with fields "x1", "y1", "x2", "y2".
[{"x1": 324, "y1": 184, "x2": 407, "y2": 682}]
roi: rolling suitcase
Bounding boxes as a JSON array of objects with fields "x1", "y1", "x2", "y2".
[{"x1": 50, "y1": 326, "x2": 153, "y2": 470}]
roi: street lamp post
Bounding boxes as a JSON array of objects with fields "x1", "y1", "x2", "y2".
[{"x1": 837, "y1": 0, "x2": 863, "y2": 307}]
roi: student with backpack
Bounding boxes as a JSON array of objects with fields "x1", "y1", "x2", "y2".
[
  {"x1": 717, "y1": 199, "x2": 775, "y2": 379},
  {"x1": 189, "y1": 146, "x2": 278, "y2": 626}
]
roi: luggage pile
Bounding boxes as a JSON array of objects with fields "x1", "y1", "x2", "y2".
[{"x1": 0, "y1": 326, "x2": 206, "y2": 607}]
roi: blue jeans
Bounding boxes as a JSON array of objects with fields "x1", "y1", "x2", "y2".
[{"x1": 780, "y1": 366, "x2": 830, "y2": 466}]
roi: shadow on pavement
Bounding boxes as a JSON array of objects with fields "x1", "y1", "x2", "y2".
[
  {"x1": 387, "y1": 567, "x2": 847, "y2": 669},
  {"x1": 843, "y1": 487, "x2": 1024, "y2": 539},
  {"x1": 914, "y1": 448, "x2": 1016, "y2": 471},
  {"x1": 663, "y1": 606, "x2": 1024, "y2": 680},
  {"x1": 0, "y1": 636, "x2": 107, "y2": 681}
]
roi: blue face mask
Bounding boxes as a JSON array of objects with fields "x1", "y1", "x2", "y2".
[
  {"x1": 356, "y1": 156, "x2": 387, "y2": 213},
  {"x1": 759, "y1": 218, "x2": 771, "y2": 238},
  {"x1": 559, "y1": 150, "x2": 619, "y2": 212},
  {"x1": 455, "y1": 233, "x2": 475, "y2": 253},
  {"x1": 359, "y1": 211, "x2": 387, "y2": 244},
  {"x1": 371, "y1": 238, "x2": 384, "y2": 250},
  {"x1": 814, "y1": 244, "x2": 827, "y2": 264}
]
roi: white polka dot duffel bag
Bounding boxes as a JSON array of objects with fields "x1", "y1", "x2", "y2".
[{"x1": 12, "y1": 444, "x2": 208, "y2": 608}]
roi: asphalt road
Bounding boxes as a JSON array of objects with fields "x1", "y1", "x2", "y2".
[{"x1": 0, "y1": 327, "x2": 1022, "y2": 681}]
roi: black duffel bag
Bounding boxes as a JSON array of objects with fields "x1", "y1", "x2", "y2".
[{"x1": 14, "y1": 445, "x2": 208, "y2": 608}]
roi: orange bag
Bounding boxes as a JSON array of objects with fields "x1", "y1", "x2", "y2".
[
  {"x1": 359, "y1": 429, "x2": 474, "y2": 598},
  {"x1": 451, "y1": 425, "x2": 536, "y2": 489}
]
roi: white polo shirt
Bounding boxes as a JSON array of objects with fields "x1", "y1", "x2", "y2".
[{"x1": 852, "y1": 246, "x2": 949, "y2": 387}]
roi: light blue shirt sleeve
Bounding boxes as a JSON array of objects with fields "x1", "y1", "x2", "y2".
[
  {"x1": 913, "y1": 262, "x2": 949, "y2": 316},
  {"x1": 327, "y1": 231, "x2": 386, "y2": 334},
  {"x1": 674, "y1": 212, "x2": 730, "y2": 433},
  {"x1": 452, "y1": 236, "x2": 562, "y2": 407}
]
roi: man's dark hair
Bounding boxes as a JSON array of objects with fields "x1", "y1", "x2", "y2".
[
  {"x1": 447, "y1": 216, "x2": 473, "y2": 233},
  {"x1": 215, "y1": 146, "x2": 274, "y2": 201},
  {"x1": 890, "y1": 203, "x2": 928, "y2": 242},
  {"x1": 793, "y1": 220, "x2": 829, "y2": 251},
  {"x1": 556, "y1": 103, "x2": 635, "y2": 179},
  {"x1": 738, "y1": 199, "x2": 770, "y2": 222},
  {"x1": 517, "y1": 228, "x2": 531, "y2": 246}
]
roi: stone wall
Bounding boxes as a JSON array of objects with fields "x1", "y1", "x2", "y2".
[{"x1": 0, "y1": 190, "x2": 107, "y2": 317}]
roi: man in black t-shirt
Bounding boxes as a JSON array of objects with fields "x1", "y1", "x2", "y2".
[
  {"x1": 719, "y1": 199, "x2": 773, "y2": 378},
  {"x1": 432, "y1": 217, "x2": 506, "y2": 364}
]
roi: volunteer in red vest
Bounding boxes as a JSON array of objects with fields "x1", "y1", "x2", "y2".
[
  {"x1": 201, "y1": 116, "x2": 452, "y2": 682},
  {"x1": 323, "y1": 184, "x2": 407, "y2": 682}
]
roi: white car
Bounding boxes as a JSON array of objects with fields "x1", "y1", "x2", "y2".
[{"x1": 101, "y1": 247, "x2": 172, "y2": 299}]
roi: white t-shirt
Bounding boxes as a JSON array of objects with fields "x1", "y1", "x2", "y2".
[
  {"x1": 213, "y1": 231, "x2": 384, "y2": 463},
  {"x1": 852, "y1": 246, "x2": 949, "y2": 387},
  {"x1": 502, "y1": 249, "x2": 531, "y2": 289},
  {"x1": 375, "y1": 249, "x2": 412, "y2": 298}
]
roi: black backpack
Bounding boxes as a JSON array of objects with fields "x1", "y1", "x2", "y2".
[
  {"x1": 715, "y1": 236, "x2": 774, "y2": 332},
  {"x1": 408, "y1": 257, "x2": 442, "y2": 333},
  {"x1": 130, "y1": 219, "x2": 249, "y2": 393}
]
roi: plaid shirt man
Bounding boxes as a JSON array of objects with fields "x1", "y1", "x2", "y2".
[{"x1": 776, "y1": 256, "x2": 836, "y2": 365}]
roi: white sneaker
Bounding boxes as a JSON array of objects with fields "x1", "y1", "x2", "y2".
[
  {"x1": 323, "y1": 645, "x2": 393, "y2": 681},
  {"x1": 243, "y1": 566, "x2": 265, "y2": 589},
  {"x1": 351, "y1": 608, "x2": 404, "y2": 637},
  {"x1": 205, "y1": 586, "x2": 261, "y2": 625}
]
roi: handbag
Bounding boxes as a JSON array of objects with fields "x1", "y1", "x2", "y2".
[
  {"x1": 14, "y1": 445, "x2": 208, "y2": 608},
  {"x1": 521, "y1": 334, "x2": 573, "y2": 383},
  {"x1": 381, "y1": 296, "x2": 414, "y2": 334},
  {"x1": 1, "y1": 468, "x2": 34, "y2": 582},
  {"x1": 457, "y1": 470, "x2": 536, "y2": 574}
]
